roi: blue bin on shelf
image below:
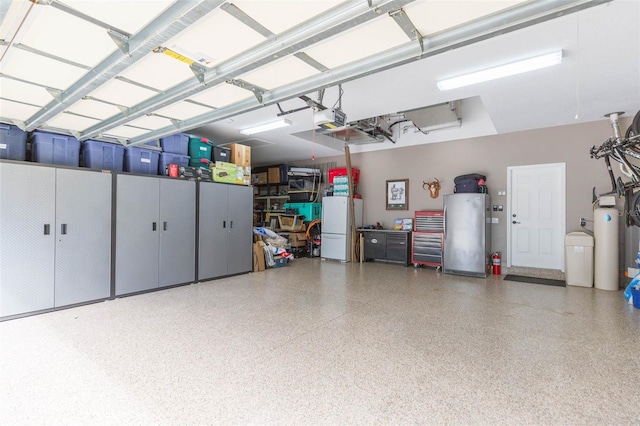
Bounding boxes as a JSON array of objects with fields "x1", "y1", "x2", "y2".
[
  {"x1": 82, "y1": 140, "x2": 125, "y2": 171},
  {"x1": 160, "y1": 133, "x2": 189, "y2": 155},
  {"x1": 30, "y1": 131, "x2": 81, "y2": 166},
  {"x1": 159, "y1": 152, "x2": 189, "y2": 175},
  {"x1": 0, "y1": 123, "x2": 27, "y2": 160},
  {"x1": 124, "y1": 147, "x2": 160, "y2": 175}
]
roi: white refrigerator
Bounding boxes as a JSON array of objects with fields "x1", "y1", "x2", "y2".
[{"x1": 321, "y1": 196, "x2": 363, "y2": 262}]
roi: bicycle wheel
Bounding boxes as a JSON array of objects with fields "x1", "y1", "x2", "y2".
[
  {"x1": 629, "y1": 190, "x2": 640, "y2": 227},
  {"x1": 627, "y1": 109, "x2": 640, "y2": 139}
]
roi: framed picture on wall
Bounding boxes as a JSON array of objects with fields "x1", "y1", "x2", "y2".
[{"x1": 386, "y1": 179, "x2": 408, "y2": 210}]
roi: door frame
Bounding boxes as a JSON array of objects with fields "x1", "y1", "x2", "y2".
[{"x1": 506, "y1": 162, "x2": 566, "y2": 271}]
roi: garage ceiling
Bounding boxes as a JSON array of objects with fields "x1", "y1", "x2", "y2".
[{"x1": 1, "y1": 0, "x2": 638, "y2": 166}]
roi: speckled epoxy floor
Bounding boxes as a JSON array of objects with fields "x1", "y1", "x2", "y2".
[{"x1": 1, "y1": 258, "x2": 639, "y2": 424}]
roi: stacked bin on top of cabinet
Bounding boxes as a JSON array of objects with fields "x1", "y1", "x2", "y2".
[
  {"x1": 0, "y1": 123, "x2": 28, "y2": 160},
  {"x1": 188, "y1": 136, "x2": 212, "y2": 169},
  {"x1": 158, "y1": 152, "x2": 189, "y2": 175},
  {"x1": 82, "y1": 140, "x2": 125, "y2": 171},
  {"x1": 160, "y1": 133, "x2": 189, "y2": 156},
  {"x1": 30, "y1": 131, "x2": 81, "y2": 167},
  {"x1": 124, "y1": 146, "x2": 160, "y2": 175}
]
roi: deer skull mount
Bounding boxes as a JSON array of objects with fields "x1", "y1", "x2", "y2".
[{"x1": 423, "y1": 179, "x2": 441, "y2": 199}]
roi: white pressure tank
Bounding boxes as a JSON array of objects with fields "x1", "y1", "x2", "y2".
[{"x1": 594, "y1": 203, "x2": 619, "y2": 291}]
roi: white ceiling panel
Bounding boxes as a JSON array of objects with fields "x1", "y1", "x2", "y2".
[
  {"x1": 106, "y1": 125, "x2": 151, "y2": 139},
  {"x1": 20, "y1": 6, "x2": 116, "y2": 68},
  {"x1": 233, "y1": 0, "x2": 344, "y2": 34},
  {"x1": 156, "y1": 101, "x2": 215, "y2": 121},
  {"x1": 0, "y1": 0, "x2": 28, "y2": 40},
  {"x1": 189, "y1": 83, "x2": 253, "y2": 108},
  {"x1": 0, "y1": 99, "x2": 41, "y2": 121},
  {"x1": 0, "y1": 77, "x2": 53, "y2": 106},
  {"x1": 127, "y1": 115, "x2": 173, "y2": 130},
  {"x1": 118, "y1": 51, "x2": 197, "y2": 91},
  {"x1": 166, "y1": 8, "x2": 265, "y2": 67},
  {"x1": 46, "y1": 113, "x2": 99, "y2": 132},
  {"x1": 240, "y1": 56, "x2": 320, "y2": 90},
  {"x1": 1, "y1": 49, "x2": 87, "y2": 89},
  {"x1": 89, "y1": 79, "x2": 158, "y2": 107},
  {"x1": 65, "y1": 99, "x2": 122, "y2": 120},
  {"x1": 62, "y1": 0, "x2": 175, "y2": 35},
  {"x1": 405, "y1": 0, "x2": 526, "y2": 36},
  {"x1": 303, "y1": 15, "x2": 410, "y2": 69}
]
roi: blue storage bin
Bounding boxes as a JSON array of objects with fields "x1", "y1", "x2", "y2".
[
  {"x1": 82, "y1": 140, "x2": 125, "y2": 171},
  {"x1": 124, "y1": 147, "x2": 160, "y2": 175},
  {"x1": 159, "y1": 152, "x2": 189, "y2": 175},
  {"x1": 160, "y1": 133, "x2": 189, "y2": 155},
  {"x1": 30, "y1": 131, "x2": 80, "y2": 166},
  {"x1": 0, "y1": 123, "x2": 27, "y2": 160}
]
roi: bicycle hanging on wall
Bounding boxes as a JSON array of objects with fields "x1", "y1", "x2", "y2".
[{"x1": 590, "y1": 109, "x2": 640, "y2": 226}]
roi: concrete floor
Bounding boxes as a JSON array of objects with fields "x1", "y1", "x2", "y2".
[{"x1": 1, "y1": 258, "x2": 639, "y2": 424}]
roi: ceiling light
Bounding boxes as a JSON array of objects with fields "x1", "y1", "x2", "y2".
[
  {"x1": 437, "y1": 50, "x2": 563, "y2": 91},
  {"x1": 240, "y1": 119, "x2": 292, "y2": 135}
]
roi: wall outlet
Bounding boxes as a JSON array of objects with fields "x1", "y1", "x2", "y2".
[
  {"x1": 491, "y1": 217, "x2": 499, "y2": 224},
  {"x1": 580, "y1": 218, "x2": 586, "y2": 227}
]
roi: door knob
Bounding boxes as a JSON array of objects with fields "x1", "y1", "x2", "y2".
[{"x1": 512, "y1": 220, "x2": 520, "y2": 224}]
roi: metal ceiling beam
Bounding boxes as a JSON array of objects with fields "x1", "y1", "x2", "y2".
[
  {"x1": 128, "y1": 0, "x2": 613, "y2": 146},
  {"x1": 23, "y1": 0, "x2": 227, "y2": 131},
  {"x1": 79, "y1": 0, "x2": 415, "y2": 140}
]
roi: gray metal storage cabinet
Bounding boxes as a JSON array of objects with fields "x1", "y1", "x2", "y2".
[
  {"x1": 115, "y1": 174, "x2": 196, "y2": 296},
  {"x1": 198, "y1": 182, "x2": 252, "y2": 280},
  {"x1": 0, "y1": 162, "x2": 111, "y2": 317}
]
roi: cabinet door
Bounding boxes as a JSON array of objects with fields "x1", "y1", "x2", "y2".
[
  {"x1": 385, "y1": 232, "x2": 409, "y2": 263},
  {"x1": 116, "y1": 174, "x2": 160, "y2": 295},
  {"x1": 198, "y1": 182, "x2": 229, "y2": 280},
  {"x1": 55, "y1": 169, "x2": 112, "y2": 306},
  {"x1": 0, "y1": 163, "x2": 56, "y2": 317},
  {"x1": 364, "y1": 231, "x2": 386, "y2": 260},
  {"x1": 159, "y1": 179, "x2": 195, "y2": 287},
  {"x1": 227, "y1": 185, "x2": 252, "y2": 275}
]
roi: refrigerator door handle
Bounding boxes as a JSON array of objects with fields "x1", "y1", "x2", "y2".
[{"x1": 443, "y1": 205, "x2": 447, "y2": 238}]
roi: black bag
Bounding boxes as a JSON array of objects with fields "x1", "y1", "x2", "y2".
[{"x1": 454, "y1": 173, "x2": 486, "y2": 193}]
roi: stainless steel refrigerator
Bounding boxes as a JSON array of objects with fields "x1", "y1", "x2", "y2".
[
  {"x1": 443, "y1": 193, "x2": 491, "y2": 277},
  {"x1": 321, "y1": 196, "x2": 363, "y2": 262}
]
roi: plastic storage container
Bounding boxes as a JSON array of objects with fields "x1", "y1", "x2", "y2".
[
  {"x1": 213, "y1": 146, "x2": 231, "y2": 163},
  {"x1": 188, "y1": 136, "x2": 212, "y2": 162},
  {"x1": 124, "y1": 146, "x2": 160, "y2": 175},
  {"x1": 0, "y1": 123, "x2": 27, "y2": 160},
  {"x1": 564, "y1": 232, "x2": 594, "y2": 287},
  {"x1": 284, "y1": 202, "x2": 322, "y2": 221},
  {"x1": 30, "y1": 131, "x2": 81, "y2": 166},
  {"x1": 82, "y1": 140, "x2": 125, "y2": 171},
  {"x1": 159, "y1": 152, "x2": 189, "y2": 175},
  {"x1": 189, "y1": 157, "x2": 211, "y2": 169},
  {"x1": 328, "y1": 167, "x2": 359, "y2": 184},
  {"x1": 160, "y1": 133, "x2": 189, "y2": 155}
]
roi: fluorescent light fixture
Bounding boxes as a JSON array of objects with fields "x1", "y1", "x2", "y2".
[
  {"x1": 240, "y1": 119, "x2": 292, "y2": 135},
  {"x1": 437, "y1": 50, "x2": 563, "y2": 91}
]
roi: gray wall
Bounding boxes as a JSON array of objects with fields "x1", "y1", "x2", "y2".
[{"x1": 304, "y1": 116, "x2": 633, "y2": 260}]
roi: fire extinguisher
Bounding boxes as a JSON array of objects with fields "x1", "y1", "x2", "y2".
[{"x1": 491, "y1": 252, "x2": 501, "y2": 275}]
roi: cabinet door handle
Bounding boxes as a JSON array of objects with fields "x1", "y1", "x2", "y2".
[
  {"x1": 61, "y1": 224, "x2": 67, "y2": 235},
  {"x1": 230, "y1": 221, "x2": 233, "y2": 228},
  {"x1": 223, "y1": 220, "x2": 226, "y2": 228},
  {"x1": 44, "y1": 224, "x2": 50, "y2": 235},
  {"x1": 152, "y1": 222, "x2": 157, "y2": 231},
  {"x1": 163, "y1": 221, "x2": 167, "y2": 231}
]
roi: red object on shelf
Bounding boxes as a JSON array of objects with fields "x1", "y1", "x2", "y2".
[{"x1": 328, "y1": 167, "x2": 360, "y2": 184}]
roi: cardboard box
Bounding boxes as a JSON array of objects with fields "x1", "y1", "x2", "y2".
[
  {"x1": 253, "y1": 242, "x2": 266, "y2": 272},
  {"x1": 237, "y1": 165, "x2": 251, "y2": 185},
  {"x1": 213, "y1": 161, "x2": 239, "y2": 184},
  {"x1": 268, "y1": 167, "x2": 280, "y2": 184},
  {"x1": 278, "y1": 215, "x2": 306, "y2": 232},
  {"x1": 229, "y1": 143, "x2": 251, "y2": 167},
  {"x1": 253, "y1": 172, "x2": 268, "y2": 185},
  {"x1": 288, "y1": 232, "x2": 308, "y2": 247}
]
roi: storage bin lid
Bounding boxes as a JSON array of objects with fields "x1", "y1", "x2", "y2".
[{"x1": 565, "y1": 231, "x2": 594, "y2": 246}]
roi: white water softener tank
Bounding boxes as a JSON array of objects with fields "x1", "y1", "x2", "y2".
[{"x1": 594, "y1": 196, "x2": 619, "y2": 290}]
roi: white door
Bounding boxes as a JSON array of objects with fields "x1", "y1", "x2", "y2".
[{"x1": 508, "y1": 163, "x2": 566, "y2": 270}]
